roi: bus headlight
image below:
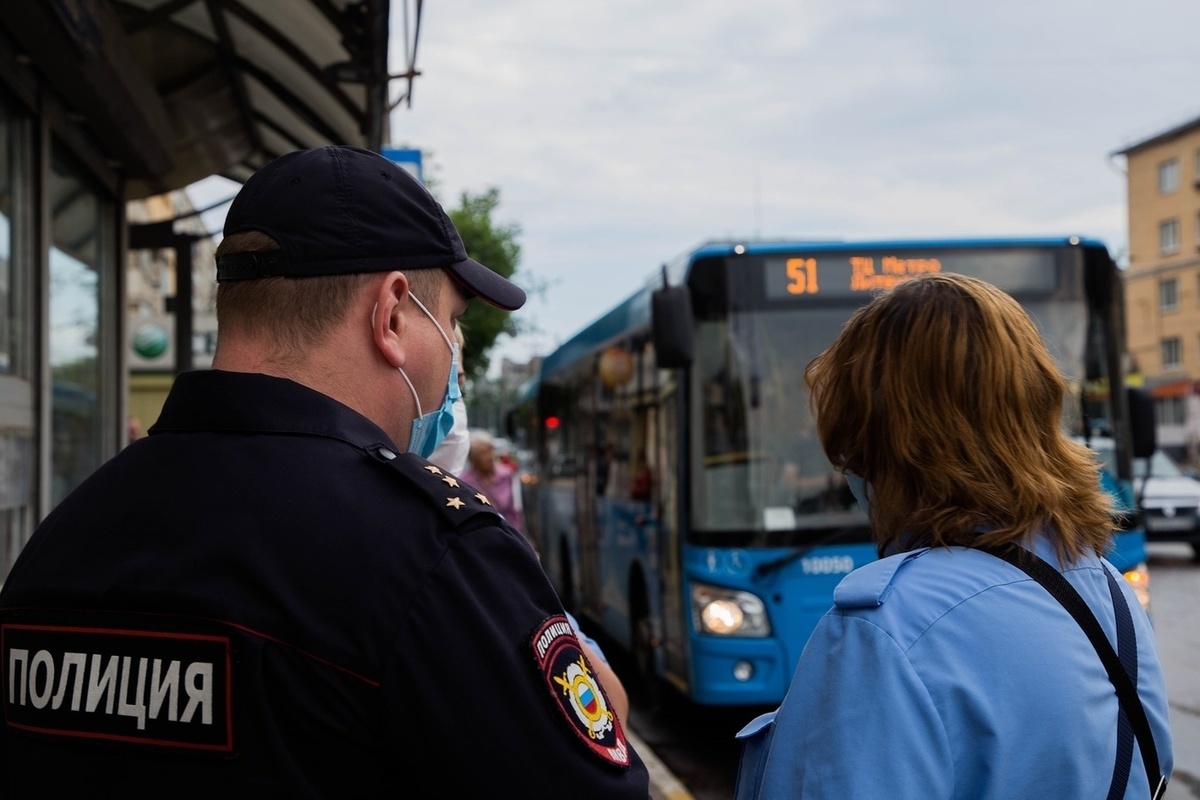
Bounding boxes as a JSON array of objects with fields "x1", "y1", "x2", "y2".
[
  {"x1": 1123, "y1": 564, "x2": 1151, "y2": 615},
  {"x1": 690, "y1": 582, "x2": 771, "y2": 637}
]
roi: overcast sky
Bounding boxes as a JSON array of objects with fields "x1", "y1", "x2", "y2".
[
  {"x1": 389, "y1": 0, "x2": 1200, "y2": 367},
  {"x1": 196, "y1": 0, "x2": 1200, "y2": 370}
]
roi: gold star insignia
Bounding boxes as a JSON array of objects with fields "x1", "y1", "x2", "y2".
[
  {"x1": 441, "y1": 475, "x2": 460, "y2": 488},
  {"x1": 423, "y1": 465, "x2": 443, "y2": 475},
  {"x1": 446, "y1": 496, "x2": 466, "y2": 510},
  {"x1": 475, "y1": 493, "x2": 491, "y2": 506}
]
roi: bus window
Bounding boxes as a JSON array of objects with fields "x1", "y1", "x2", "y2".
[{"x1": 690, "y1": 310, "x2": 865, "y2": 542}]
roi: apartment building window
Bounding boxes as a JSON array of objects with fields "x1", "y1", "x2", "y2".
[
  {"x1": 1159, "y1": 277, "x2": 1179, "y2": 312},
  {"x1": 1156, "y1": 396, "x2": 1186, "y2": 426},
  {"x1": 1159, "y1": 158, "x2": 1180, "y2": 194},
  {"x1": 1161, "y1": 219, "x2": 1180, "y2": 255},
  {"x1": 1162, "y1": 336, "x2": 1182, "y2": 370}
]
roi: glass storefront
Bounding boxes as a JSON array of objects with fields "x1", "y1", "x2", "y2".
[
  {"x1": 0, "y1": 77, "x2": 121, "y2": 577},
  {"x1": 0, "y1": 100, "x2": 11, "y2": 375},
  {"x1": 0, "y1": 90, "x2": 33, "y2": 575},
  {"x1": 49, "y1": 141, "x2": 112, "y2": 507}
]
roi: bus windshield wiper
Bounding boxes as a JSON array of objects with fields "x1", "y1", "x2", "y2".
[{"x1": 754, "y1": 527, "x2": 857, "y2": 578}]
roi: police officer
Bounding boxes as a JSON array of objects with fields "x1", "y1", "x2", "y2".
[{"x1": 0, "y1": 146, "x2": 649, "y2": 797}]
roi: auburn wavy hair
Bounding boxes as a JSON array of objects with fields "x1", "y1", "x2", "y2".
[{"x1": 804, "y1": 272, "x2": 1114, "y2": 561}]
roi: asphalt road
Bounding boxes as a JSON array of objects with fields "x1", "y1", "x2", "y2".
[{"x1": 1147, "y1": 542, "x2": 1200, "y2": 800}]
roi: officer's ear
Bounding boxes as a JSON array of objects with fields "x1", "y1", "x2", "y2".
[{"x1": 370, "y1": 271, "x2": 409, "y2": 369}]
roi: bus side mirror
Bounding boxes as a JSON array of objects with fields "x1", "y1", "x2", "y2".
[
  {"x1": 1127, "y1": 387, "x2": 1157, "y2": 459},
  {"x1": 652, "y1": 285, "x2": 694, "y2": 368}
]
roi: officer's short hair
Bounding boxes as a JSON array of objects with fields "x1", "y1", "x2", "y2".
[{"x1": 215, "y1": 231, "x2": 446, "y2": 354}]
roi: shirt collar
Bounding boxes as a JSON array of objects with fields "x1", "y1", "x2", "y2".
[{"x1": 149, "y1": 370, "x2": 399, "y2": 453}]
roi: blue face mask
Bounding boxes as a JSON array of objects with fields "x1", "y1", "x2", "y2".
[
  {"x1": 396, "y1": 293, "x2": 461, "y2": 459},
  {"x1": 844, "y1": 470, "x2": 873, "y2": 517}
]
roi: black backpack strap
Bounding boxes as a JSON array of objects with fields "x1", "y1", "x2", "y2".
[{"x1": 976, "y1": 545, "x2": 1167, "y2": 800}]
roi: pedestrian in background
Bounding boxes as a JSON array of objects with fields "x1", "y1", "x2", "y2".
[
  {"x1": 736, "y1": 273, "x2": 1172, "y2": 799},
  {"x1": 0, "y1": 145, "x2": 647, "y2": 798},
  {"x1": 438, "y1": 337, "x2": 630, "y2": 722},
  {"x1": 462, "y1": 428, "x2": 525, "y2": 533}
]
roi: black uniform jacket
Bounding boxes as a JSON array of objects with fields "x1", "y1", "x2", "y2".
[{"x1": 0, "y1": 370, "x2": 649, "y2": 798}]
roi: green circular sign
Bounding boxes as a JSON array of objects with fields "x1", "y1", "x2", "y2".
[{"x1": 132, "y1": 323, "x2": 169, "y2": 359}]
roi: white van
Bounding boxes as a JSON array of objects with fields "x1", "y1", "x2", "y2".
[{"x1": 1086, "y1": 436, "x2": 1200, "y2": 558}]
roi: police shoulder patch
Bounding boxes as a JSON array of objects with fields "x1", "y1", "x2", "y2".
[{"x1": 528, "y1": 615, "x2": 630, "y2": 769}]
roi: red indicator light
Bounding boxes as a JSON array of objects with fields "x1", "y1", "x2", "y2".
[{"x1": 545, "y1": 416, "x2": 560, "y2": 430}]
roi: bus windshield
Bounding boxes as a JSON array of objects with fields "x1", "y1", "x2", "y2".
[{"x1": 689, "y1": 296, "x2": 1088, "y2": 546}]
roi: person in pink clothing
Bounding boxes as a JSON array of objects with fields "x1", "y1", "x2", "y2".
[{"x1": 462, "y1": 429, "x2": 525, "y2": 532}]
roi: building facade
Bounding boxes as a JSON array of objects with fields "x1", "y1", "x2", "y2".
[{"x1": 1118, "y1": 115, "x2": 1200, "y2": 462}]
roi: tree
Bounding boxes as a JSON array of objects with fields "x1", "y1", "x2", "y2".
[{"x1": 447, "y1": 188, "x2": 522, "y2": 380}]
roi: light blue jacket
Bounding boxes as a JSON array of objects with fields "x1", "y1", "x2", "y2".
[{"x1": 736, "y1": 536, "x2": 1173, "y2": 799}]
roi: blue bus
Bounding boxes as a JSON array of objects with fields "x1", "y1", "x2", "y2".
[{"x1": 514, "y1": 237, "x2": 1153, "y2": 706}]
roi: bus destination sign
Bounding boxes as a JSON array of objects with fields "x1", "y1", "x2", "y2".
[{"x1": 762, "y1": 248, "x2": 1060, "y2": 300}]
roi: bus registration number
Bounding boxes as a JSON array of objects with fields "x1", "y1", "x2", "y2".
[{"x1": 801, "y1": 556, "x2": 855, "y2": 575}]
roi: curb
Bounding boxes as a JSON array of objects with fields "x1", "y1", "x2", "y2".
[{"x1": 627, "y1": 728, "x2": 695, "y2": 800}]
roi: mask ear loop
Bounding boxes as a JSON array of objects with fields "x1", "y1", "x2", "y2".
[
  {"x1": 398, "y1": 367, "x2": 423, "y2": 417},
  {"x1": 372, "y1": 301, "x2": 426, "y2": 418},
  {"x1": 405, "y1": 292, "x2": 456, "y2": 418},
  {"x1": 409, "y1": 293, "x2": 455, "y2": 352}
]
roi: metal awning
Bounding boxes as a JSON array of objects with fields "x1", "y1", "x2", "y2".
[{"x1": 1, "y1": 0, "x2": 421, "y2": 198}]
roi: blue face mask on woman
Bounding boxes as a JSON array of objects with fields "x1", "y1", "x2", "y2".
[
  {"x1": 395, "y1": 293, "x2": 461, "y2": 459},
  {"x1": 844, "y1": 470, "x2": 873, "y2": 517}
]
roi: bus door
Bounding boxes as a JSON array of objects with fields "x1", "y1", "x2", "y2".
[
  {"x1": 576, "y1": 374, "x2": 604, "y2": 617},
  {"x1": 656, "y1": 379, "x2": 690, "y2": 686},
  {"x1": 592, "y1": 364, "x2": 635, "y2": 627}
]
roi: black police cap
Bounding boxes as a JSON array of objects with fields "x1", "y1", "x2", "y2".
[{"x1": 215, "y1": 146, "x2": 526, "y2": 311}]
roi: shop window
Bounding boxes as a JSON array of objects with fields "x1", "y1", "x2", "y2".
[
  {"x1": 0, "y1": 104, "x2": 10, "y2": 374},
  {"x1": 1156, "y1": 396, "x2": 1185, "y2": 426},
  {"x1": 0, "y1": 92, "x2": 24, "y2": 378},
  {"x1": 49, "y1": 141, "x2": 112, "y2": 506},
  {"x1": 0, "y1": 90, "x2": 34, "y2": 574}
]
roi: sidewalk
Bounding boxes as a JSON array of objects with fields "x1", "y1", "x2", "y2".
[{"x1": 627, "y1": 728, "x2": 695, "y2": 800}]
